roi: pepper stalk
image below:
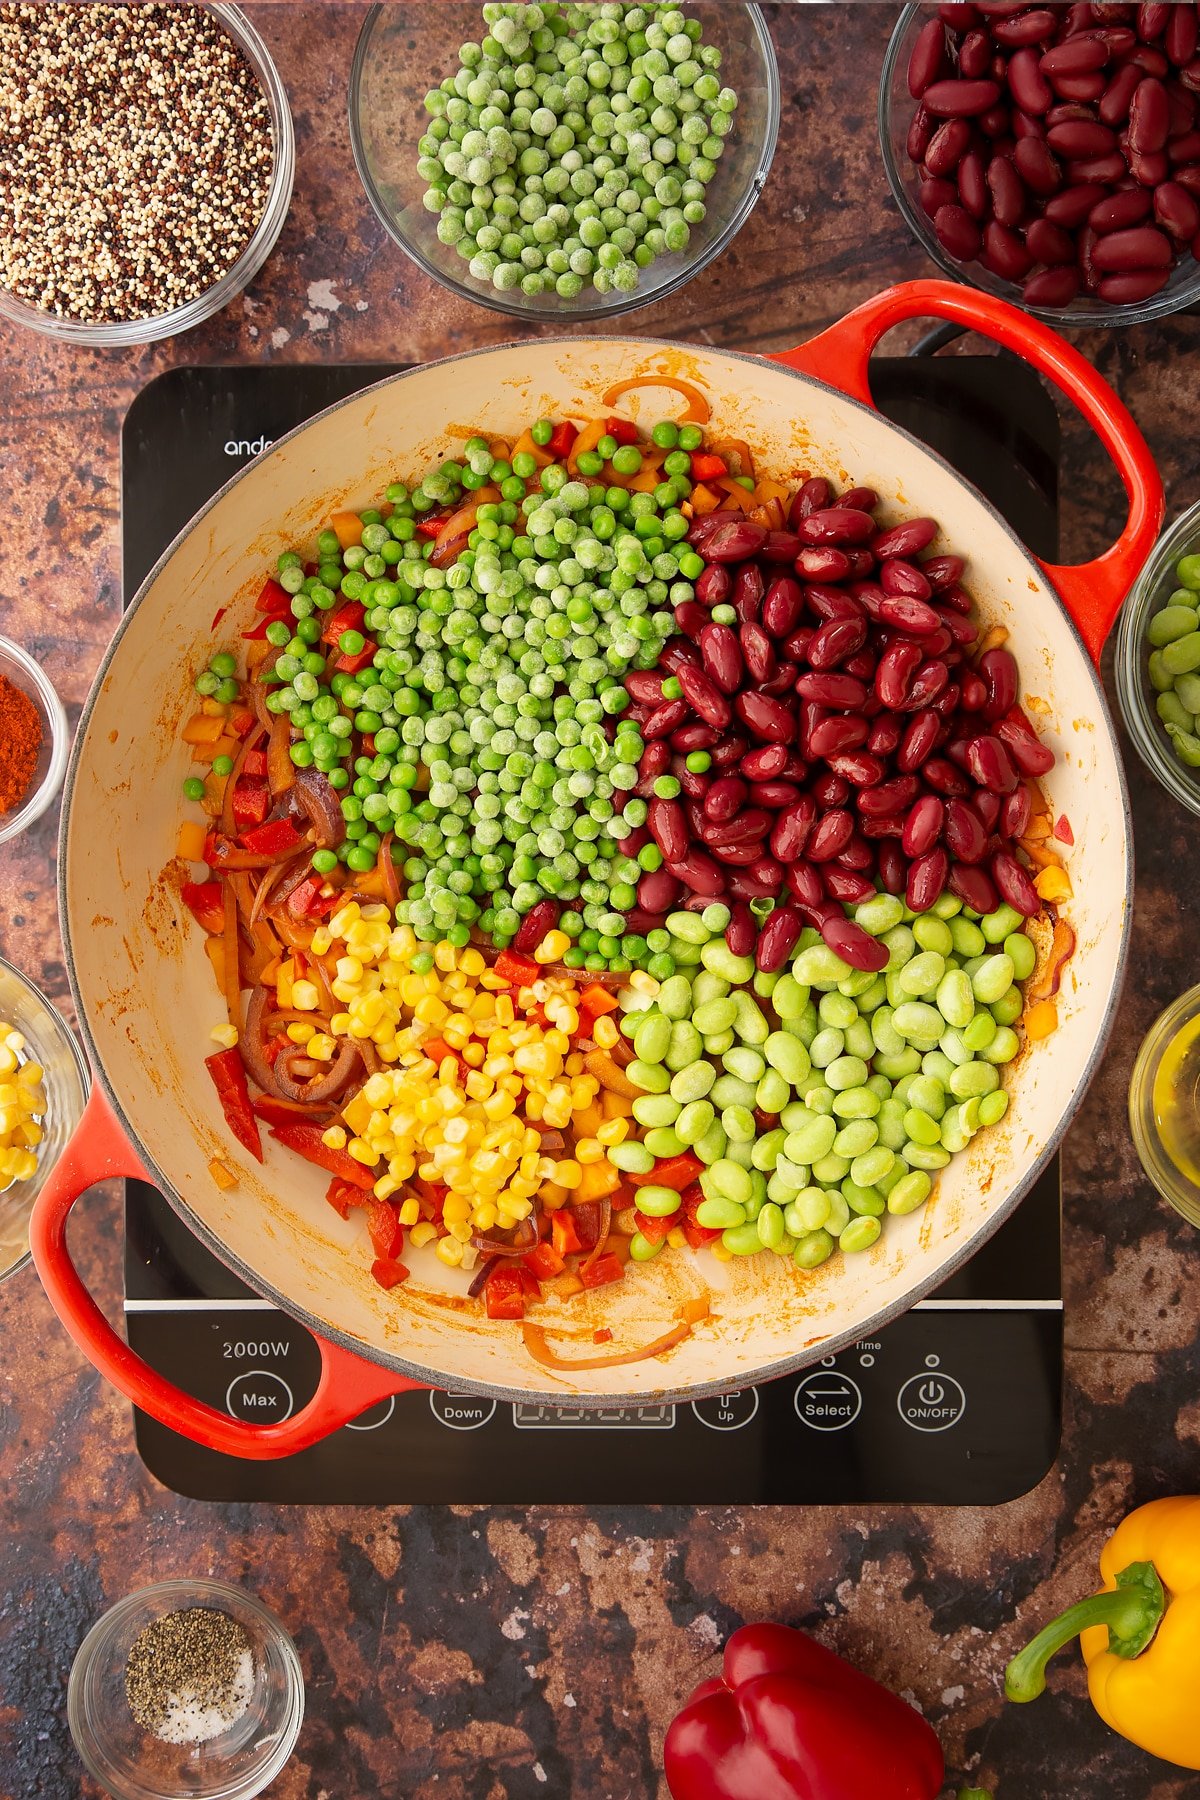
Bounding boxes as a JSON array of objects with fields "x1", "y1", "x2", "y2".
[{"x1": 1005, "y1": 1560, "x2": 1166, "y2": 1703}]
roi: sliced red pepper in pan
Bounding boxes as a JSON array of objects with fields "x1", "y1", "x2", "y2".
[
  {"x1": 493, "y1": 948, "x2": 539, "y2": 986},
  {"x1": 286, "y1": 874, "x2": 335, "y2": 919},
  {"x1": 241, "y1": 616, "x2": 273, "y2": 641},
  {"x1": 688, "y1": 452, "x2": 729, "y2": 482},
  {"x1": 549, "y1": 419, "x2": 579, "y2": 459},
  {"x1": 371, "y1": 1257, "x2": 410, "y2": 1290},
  {"x1": 679, "y1": 1181, "x2": 721, "y2": 1248},
  {"x1": 364, "y1": 1197, "x2": 402, "y2": 1261},
  {"x1": 524, "y1": 1241, "x2": 566, "y2": 1281},
  {"x1": 181, "y1": 880, "x2": 225, "y2": 934},
  {"x1": 321, "y1": 600, "x2": 366, "y2": 646},
  {"x1": 604, "y1": 417, "x2": 639, "y2": 446},
  {"x1": 550, "y1": 1211, "x2": 582, "y2": 1258},
  {"x1": 266, "y1": 1122, "x2": 376, "y2": 1188},
  {"x1": 485, "y1": 1263, "x2": 526, "y2": 1320},
  {"x1": 628, "y1": 1152, "x2": 703, "y2": 1191},
  {"x1": 255, "y1": 577, "x2": 293, "y2": 616},
  {"x1": 578, "y1": 1252, "x2": 624, "y2": 1290},
  {"x1": 324, "y1": 1175, "x2": 362, "y2": 1219},
  {"x1": 231, "y1": 780, "x2": 270, "y2": 831},
  {"x1": 242, "y1": 749, "x2": 268, "y2": 778},
  {"x1": 203, "y1": 1048, "x2": 263, "y2": 1163},
  {"x1": 633, "y1": 1208, "x2": 675, "y2": 1246},
  {"x1": 238, "y1": 817, "x2": 307, "y2": 857},
  {"x1": 332, "y1": 638, "x2": 378, "y2": 675}
]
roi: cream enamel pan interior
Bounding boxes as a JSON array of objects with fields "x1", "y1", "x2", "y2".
[{"x1": 61, "y1": 327, "x2": 1132, "y2": 1405}]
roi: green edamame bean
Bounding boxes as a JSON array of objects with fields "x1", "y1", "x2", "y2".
[
  {"x1": 1178, "y1": 555, "x2": 1200, "y2": 590},
  {"x1": 809, "y1": 1027, "x2": 845, "y2": 1068},
  {"x1": 982, "y1": 1026, "x2": 1019, "y2": 1065},
  {"x1": 722, "y1": 1104, "x2": 756, "y2": 1143},
  {"x1": 628, "y1": 1059, "x2": 672, "y2": 1095},
  {"x1": 786, "y1": 1188, "x2": 832, "y2": 1233},
  {"x1": 772, "y1": 974, "x2": 810, "y2": 1019},
  {"x1": 1167, "y1": 723, "x2": 1200, "y2": 766},
  {"x1": 726, "y1": 1137, "x2": 755, "y2": 1172},
  {"x1": 843, "y1": 1018, "x2": 875, "y2": 1062},
  {"x1": 949, "y1": 1059, "x2": 1000, "y2": 1100},
  {"x1": 935, "y1": 969, "x2": 974, "y2": 1030},
  {"x1": 704, "y1": 1030, "x2": 736, "y2": 1057},
  {"x1": 877, "y1": 1098, "x2": 908, "y2": 1150},
  {"x1": 667, "y1": 910, "x2": 710, "y2": 944},
  {"x1": 768, "y1": 1165, "x2": 804, "y2": 1205},
  {"x1": 893, "y1": 1073, "x2": 916, "y2": 1105},
  {"x1": 723, "y1": 1046, "x2": 765, "y2": 1084},
  {"x1": 1147, "y1": 603, "x2": 1199, "y2": 645},
  {"x1": 973, "y1": 953, "x2": 1015, "y2": 1006},
  {"x1": 899, "y1": 950, "x2": 946, "y2": 997},
  {"x1": 842, "y1": 1178, "x2": 885, "y2": 1217},
  {"x1": 887, "y1": 1169, "x2": 932, "y2": 1215},
  {"x1": 692, "y1": 997, "x2": 737, "y2": 1035},
  {"x1": 962, "y1": 1011, "x2": 996, "y2": 1053},
  {"x1": 732, "y1": 991, "x2": 770, "y2": 1045},
  {"x1": 791, "y1": 1000, "x2": 819, "y2": 1048},
  {"x1": 675, "y1": 1100, "x2": 715, "y2": 1146},
  {"x1": 839, "y1": 967, "x2": 881, "y2": 999},
  {"x1": 1004, "y1": 932, "x2": 1037, "y2": 982},
  {"x1": 694, "y1": 1119, "x2": 728, "y2": 1164},
  {"x1": 665, "y1": 1020, "x2": 703, "y2": 1070},
  {"x1": 912, "y1": 915, "x2": 953, "y2": 956},
  {"x1": 882, "y1": 924, "x2": 916, "y2": 970},
  {"x1": 825, "y1": 1055, "x2": 869, "y2": 1092},
  {"x1": 824, "y1": 1190, "x2": 851, "y2": 1235},
  {"x1": 873, "y1": 1049, "x2": 921, "y2": 1080},
  {"x1": 831, "y1": 1086, "x2": 881, "y2": 1121},
  {"x1": 991, "y1": 986, "x2": 1024, "y2": 1025},
  {"x1": 981, "y1": 903, "x2": 1023, "y2": 944},
  {"x1": 608, "y1": 1140, "x2": 656, "y2": 1174},
  {"x1": 870, "y1": 1006, "x2": 905, "y2": 1056},
  {"x1": 1160, "y1": 630, "x2": 1200, "y2": 675},
  {"x1": 752, "y1": 1127, "x2": 786, "y2": 1172},
  {"x1": 633, "y1": 1013, "x2": 672, "y2": 1064},
  {"x1": 978, "y1": 1088, "x2": 1010, "y2": 1127},
  {"x1": 811, "y1": 1151, "x2": 850, "y2": 1184},
  {"x1": 757, "y1": 1202, "x2": 785, "y2": 1249},
  {"x1": 636, "y1": 1184, "x2": 683, "y2": 1217},
  {"x1": 803, "y1": 1084, "x2": 835, "y2": 1115},
  {"x1": 833, "y1": 1119, "x2": 877, "y2": 1158},
  {"x1": 1148, "y1": 649, "x2": 1173, "y2": 692},
  {"x1": 632, "y1": 1092, "x2": 680, "y2": 1128},
  {"x1": 695, "y1": 1195, "x2": 746, "y2": 1230},
  {"x1": 670, "y1": 1062, "x2": 716, "y2": 1104},
  {"x1": 907, "y1": 1074, "x2": 946, "y2": 1119},
  {"x1": 855, "y1": 975, "x2": 888, "y2": 1015},
  {"x1": 818, "y1": 991, "x2": 857, "y2": 1030},
  {"x1": 690, "y1": 969, "x2": 730, "y2": 1009},
  {"x1": 904, "y1": 1106, "x2": 942, "y2": 1146},
  {"x1": 792, "y1": 944, "x2": 854, "y2": 989},
  {"x1": 629, "y1": 1232, "x2": 665, "y2": 1262},
  {"x1": 794, "y1": 1229, "x2": 835, "y2": 1270},
  {"x1": 754, "y1": 970, "x2": 781, "y2": 1000},
  {"x1": 710, "y1": 1074, "x2": 757, "y2": 1110},
  {"x1": 902, "y1": 1140, "x2": 951, "y2": 1170},
  {"x1": 764, "y1": 1030, "x2": 811, "y2": 1087},
  {"x1": 1157, "y1": 690, "x2": 1196, "y2": 734},
  {"x1": 939, "y1": 1103, "x2": 972, "y2": 1154},
  {"x1": 656, "y1": 974, "x2": 692, "y2": 1020},
  {"x1": 1177, "y1": 672, "x2": 1200, "y2": 713},
  {"x1": 921, "y1": 1050, "x2": 955, "y2": 1086},
  {"x1": 644, "y1": 1127, "x2": 684, "y2": 1158},
  {"x1": 756, "y1": 1069, "x2": 790, "y2": 1114},
  {"x1": 854, "y1": 891, "x2": 904, "y2": 936},
  {"x1": 839, "y1": 1216, "x2": 881, "y2": 1253},
  {"x1": 699, "y1": 939, "x2": 755, "y2": 984},
  {"x1": 938, "y1": 1027, "x2": 973, "y2": 1067},
  {"x1": 949, "y1": 917, "x2": 986, "y2": 958},
  {"x1": 851, "y1": 1146, "x2": 895, "y2": 1188},
  {"x1": 892, "y1": 1001, "x2": 944, "y2": 1045},
  {"x1": 703, "y1": 1158, "x2": 753, "y2": 1206},
  {"x1": 784, "y1": 1112, "x2": 837, "y2": 1163}
]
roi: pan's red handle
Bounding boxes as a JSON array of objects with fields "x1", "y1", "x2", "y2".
[
  {"x1": 29, "y1": 1085, "x2": 425, "y2": 1461},
  {"x1": 770, "y1": 278, "x2": 1164, "y2": 665}
]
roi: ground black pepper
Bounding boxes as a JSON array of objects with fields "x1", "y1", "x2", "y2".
[
  {"x1": 125, "y1": 1607, "x2": 255, "y2": 1745},
  {"x1": 0, "y1": 4, "x2": 275, "y2": 323}
]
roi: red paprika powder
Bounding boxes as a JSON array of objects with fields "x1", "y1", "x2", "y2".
[{"x1": 0, "y1": 674, "x2": 42, "y2": 815}]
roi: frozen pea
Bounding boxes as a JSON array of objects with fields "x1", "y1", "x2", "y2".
[
  {"x1": 700, "y1": 939, "x2": 755, "y2": 984},
  {"x1": 936, "y1": 969, "x2": 975, "y2": 1030},
  {"x1": 794, "y1": 1229, "x2": 835, "y2": 1270},
  {"x1": 811, "y1": 1151, "x2": 850, "y2": 1184},
  {"x1": 793, "y1": 944, "x2": 853, "y2": 987},
  {"x1": 692, "y1": 996, "x2": 737, "y2": 1035},
  {"x1": 809, "y1": 1026, "x2": 845, "y2": 1068},
  {"x1": 632, "y1": 1091, "x2": 681, "y2": 1128},
  {"x1": 704, "y1": 1030, "x2": 736, "y2": 1056},
  {"x1": 633, "y1": 1013, "x2": 672, "y2": 1063},
  {"x1": 874, "y1": 1049, "x2": 922, "y2": 1080},
  {"x1": 887, "y1": 1169, "x2": 932, "y2": 1215},
  {"x1": 691, "y1": 969, "x2": 730, "y2": 1009},
  {"x1": 831, "y1": 1086, "x2": 881, "y2": 1121},
  {"x1": 843, "y1": 1017, "x2": 875, "y2": 1062},
  {"x1": 981, "y1": 903, "x2": 1023, "y2": 944},
  {"x1": 645, "y1": 1126, "x2": 685, "y2": 1158},
  {"x1": 851, "y1": 1146, "x2": 895, "y2": 1188},
  {"x1": 752, "y1": 1127, "x2": 786, "y2": 1171},
  {"x1": 854, "y1": 891, "x2": 905, "y2": 936},
  {"x1": 833, "y1": 1119, "x2": 878, "y2": 1158},
  {"x1": 656, "y1": 974, "x2": 693, "y2": 1019},
  {"x1": 670, "y1": 1061, "x2": 716, "y2": 1103},
  {"x1": 818, "y1": 990, "x2": 858, "y2": 1030},
  {"x1": 723, "y1": 1046, "x2": 765, "y2": 1084},
  {"x1": 1004, "y1": 932, "x2": 1037, "y2": 982},
  {"x1": 629, "y1": 1059, "x2": 671, "y2": 1094},
  {"x1": 784, "y1": 1112, "x2": 837, "y2": 1164},
  {"x1": 899, "y1": 950, "x2": 946, "y2": 997},
  {"x1": 667, "y1": 909, "x2": 710, "y2": 944},
  {"x1": 842, "y1": 1178, "x2": 885, "y2": 1217},
  {"x1": 694, "y1": 1118, "x2": 728, "y2": 1164},
  {"x1": 962, "y1": 1012, "x2": 997, "y2": 1053},
  {"x1": 1147, "y1": 603, "x2": 1199, "y2": 645},
  {"x1": 902, "y1": 1141, "x2": 951, "y2": 1170},
  {"x1": 824, "y1": 1055, "x2": 869, "y2": 1092},
  {"x1": 711, "y1": 1074, "x2": 757, "y2": 1109},
  {"x1": 786, "y1": 1188, "x2": 832, "y2": 1233},
  {"x1": 665, "y1": 1020, "x2": 703, "y2": 1069},
  {"x1": 839, "y1": 1216, "x2": 881, "y2": 1253},
  {"x1": 772, "y1": 974, "x2": 810, "y2": 1019},
  {"x1": 636, "y1": 1184, "x2": 683, "y2": 1217},
  {"x1": 912, "y1": 915, "x2": 953, "y2": 956},
  {"x1": 757, "y1": 1202, "x2": 785, "y2": 1250},
  {"x1": 732, "y1": 991, "x2": 770, "y2": 1045},
  {"x1": 973, "y1": 953, "x2": 1016, "y2": 1006},
  {"x1": 949, "y1": 917, "x2": 986, "y2": 958},
  {"x1": 756, "y1": 1069, "x2": 791, "y2": 1114},
  {"x1": 703, "y1": 1157, "x2": 753, "y2": 1206},
  {"x1": 991, "y1": 987, "x2": 1024, "y2": 1026},
  {"x1": 695, "y1": 1194, "x2": 746, "y2": 1230},
  {"x1": 764, "y1": 1030, "x2": 811, "y2": 1087},
  {"x1": 722, "y1": 1104, "x2": 756, "y2": 1142},
  {"x1": 904, "y1": 1107, "x2": 942, "y2": 1147},
  {"x1": 871, "y1": 1006, "x2": 905, "y2": 1057},
  {"x1": 883, "y1": 924, "x2": 916, "y2": 970},
  {"x1": 907, "y1": 1074, "x2": 946, "y2": 1119},
  {"x1": 892, "y1": 1001, "x2": 945, "y2": 1045},
  {"x1": 978, "y1": 1088, "x2": 1010, "y2": 1127},
  {"x1": 608, "y1": 1139, "x2": 656, "y2": 1174},
  {"x1": 675, "y1": 1099, "x2": 715, "y2": 1145}
]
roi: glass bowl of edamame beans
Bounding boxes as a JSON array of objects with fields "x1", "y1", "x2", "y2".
[
  {"x1": 1116, "y1": 500, "x2": 1200, "y2": 817},
  {"x1": 349, "y1": 2, "x2": 780, "y2": 321}
]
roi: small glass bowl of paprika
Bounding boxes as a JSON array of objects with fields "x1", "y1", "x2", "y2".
[{"x1": 0, "y1": 635, "x2": 69, "y2": 845}]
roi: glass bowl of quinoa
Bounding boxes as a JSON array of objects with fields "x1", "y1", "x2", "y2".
[{"x1": 0, "y1": 4, "x2": 295, "y2": 345}]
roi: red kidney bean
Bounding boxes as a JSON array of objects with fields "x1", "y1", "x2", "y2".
[
  {"x1": 638, "y1": 740, "x2": 671, "y2": 788},
  {"x1": 937, "y1": 198, "x2": 983, "y2": 262},
  {"x1": 839, "y1": 486, "x2": 879, "y2": 514},
  {"x1": 844, "y1": 550, "x2": 879, "y2": 578},
  {"x1": 974, "y1": 789, "x2": 1002, "y2": 831},
  {"x1": 724, "y1": 900, "x2": 757, "y2": 958},
  {"x1": 844, "y1": 649, "x2": 879, "y2": 681},
  {"x1": 704, "y1": 776, "x2": 747, "y2": 823},
  {"x1": 704, "y1": 808, "x2": 772, "y2": 849},
  {"x1": 761, "y1": 574, "x2": 804, "y2": 637},
  {"x1": 924, "y1": 76, "x2": 1004, "y2": 116},
  {"x1": 1129, "y1": 146, "x2": 1171, "y2": 183},
  {"x1": 694, "y1": 563, "x2": 732, "y2": 607},
  {"x1": 1000, "y1": 783, "x2": 1033, "y2": 837},
  {"x1": 796, "y1": 672, "x2": 869, "y2": 708},
  {"x1": 991, "y1": 849, "x2": 1041, "y2": 916},
  {"x1": 734, "y1": 690, "x2": 795, "y2": 742},
  {"x1": 1138, "y1": 2, "x2": 1171, "y2": 40},
  {"x1": 1012, "y1": 107, "x2": 1046, "y2": 139},
  {"x1": 1048, "y1": 117, "x2": 1118, "y2": 154},
  {"x1": 1007, "y1": 45, "x2": 1054, "y2": 114},
  {"x1": 910, "y1": 16, "x2": 950, "y2": 96},
  {"x1": 1175, "y1": 162, "x2": 1200, "y2": 193},
  {"x1": 1025, "y1": 264, "x2": 1083, "y2": 303},
  {"x1": 808, "y1": 616, "x2": 869, "y2": 670},
  {"x1": 1049, "y1": 68, "x2": 1109, "y2": 101},
  {"x1": 751, "y1": 780, "x2": 803, "y2": 809},
  {"x1": 880, "y1": 559, "x2": 934, "y2": 604},
  {"x1": 798, "y1": 508, "x2": 877, "y2": 547},
  {"x1": 868, "y1": 714, "x2": 905, "y2": 758},
  {"x1": 674, "y1": 601, "x2": 709, "y2": 641},
  {"x1": 1168, "y1": 131, "x2": 1200, "y2": 163},
  {"x1": 625, "y1": 908, "x2": 668, "y2": 937},
  {"x1": 514, "y1": 898, "x2": 559, "y2": 952},
  {"x1": 745, "y1": 856, "x2": 784, "y2": 895},
  {"x1": 924, "y1": 756, "x2": 974, "y2": 796},
  {"x1": 877, "y1": 840, "x2": 908, "y2": 897},
  {"x1": 940, "y1": 1, "x2": 982, "y2": 25},
  {"x1": 1014, "y1": 133, "x2": 1063, "y2": 191},
  {"x1": 741, "y1": 742, "x2": 788, "y2": 781},
  {"x1": 966, "y1": 733, "x2": 1021, "y2": 792},
  {"x1": 824, "y1": 867, "x2": 877, "y2": 905},
  {"x1": 996, "y1": 8, "x2": 1058, "y2": 45},
  {"x1": 668, "y1": 850, "x2": 726, "y2": 897},
  {"x1": 795, "y1": 547, "x2": 853, "y2": 582},
  {"x1": 821, "y1": 912, "x2": 890, "y2": 974},
  {"x1": 659, "y1": 637, "x2": 701, "y2": 674},
  {"x1": 647, "y1": 796, "x2": 689, "y2": 863},
  {"x1": 950, "y1": 861, "x2": 999, "y2": 913},
  {"x1": 625, "y1": 669, "x2": 666, "y2": 704},
  {"x1": 902, "y1": 794, "x2": 945, "y2": 857},
  {"x1": 809, "y1": 715, "x2": 869, "y2": 759},
  {"x1": 874, "y1": 642, "x2": 923, "y2": 710},
  {"x1": 907, "y1": 845, "x2": 950, "y2": 913},
  {"x1": 739, "y1": 623, "x2": 776, "y2": 686},
  {"x1": 710, "y1": 735, "x2": 750, "y2": 769},
  {"x1": 806, "y1": 810, "x2": 855, "y2": 862},
  {"x1": 788, "y1": 477, "x2": 834, "y2": 525},
  {"x1": 858, "y1": 774, "x2": 921, "y2": 817},
  {"x1": 905, "y1": 660, "x2": 951, "y2": 710},
  {"x1": 1078, "y1": 222, "x2": 1103, "y2": 287},
  {"x1": 786, "y1": 859, "x2": 826, "y2": 908},
  {"x1": 1129, "y1": 73, "x2": 1171, "y2": 152},
  {"x1": 870, "y1": 517, "x2": 938, "y2": 561},
  {"x1": 1155, "y1": 178, "x2": 1200, "y2": 236},
  {"x1": 1091, "y1": 221, "x2": 1174, "y2": 263},
  {"x1": 877, "y1": 593, "x2": 944, "y2": 634},
  {"x1": 979, "y1": 647, "x2": 1020, "y2": 721},
  {"x1": 1166, "y1": 2, "x2": 1198, "y2": 66},
  {"x1": 828, "y1": 753, "x2": 887, "y2": 788},
  {"x1": 1041, "y1": 33, "x2": 1111, "y2": 77},
  {"x1": 731, "y1": 563, "x2": 765, "y2": 625},
  {"x1": 922, "y1": 554, "x2": 966, "y2": 592},
  {"x1": 986, "y1": 151, "x2": 1029, "y2": 225},
  {"x1": 761, "y1": 531, "x2": 805, "y2": 565},
  {"x1": 1089, "y1": 185, "x2": 1153, "y2": 229},
  {"x1": 672, "y1": 722, "x2": 720, "y2": 752},
  {"x1": 959, "y1": 670, "x2": 989, "y2": 712},
  {"x1": 636, "y1": 866, "x2": 683, "y2": 914},
  {"x1": 753, "y1": 904, "x2": 801, "y2": 974},
  {"x1": 1065, "y1": 152, "x2": 1130, "y2": 184},
  {"x1": 699, "y1": 622, "x2": 744, "y2": 695},
  {"x1": 958, "y1": 147, "x2": 991, "y2": 217},
  {"x1": 983, "y1": 217, "x2": 1037, "y2": 277},
  {"x1": 678, "y1": 662, "x2": 733, "y2": 730},
  {"x1": 945, "y1": 797, "x2": 990, "y2": 863},
  {"x1": 895, "y1": 709, "x2": 941, "y2": 772},
  {"x1": 921, "y1": 168, "x2": 963, "y2": 210},
  {"x1": 959, "y1": 27, "x2": 994, "y2": 78},
  {"x1": 934, "y1": 676, "x2": 963, "y2": 713},
  {"x1": 679, "y1": 768, "x2": 709, "y2": 801},
  {"x1": 1100, "y1": 60, "x2": 1144, "y2": 126},
  {"x1": 1044, "y1": 179, "x2": 1107, "y2": 223},
  {"x1": 712, "y1": 841, "x2": 768, "y2": 868},
  {"x1": 643, "y1": 698, "x2": 689, "y2": 740},
  {"x1": 806, "y1": 584, "x2": 865, "y2": 623},
  {"x1": 996, "y1": 707, "x2": 1057, "y2": 774},
  {"x1": 702, "y1": 518, "x2": 769, "y2": 563}
]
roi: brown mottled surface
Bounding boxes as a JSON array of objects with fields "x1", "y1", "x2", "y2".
[{"x1": 0, "y1": 6, "x2": 1197, "y2": 1797}]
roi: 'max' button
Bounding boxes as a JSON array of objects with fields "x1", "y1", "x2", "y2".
[
  {"x1": 225, "y1": 1370, "x2": 294, "y2": 1422},
  {"x1": 794, "y1": 1370, "x2": 862, "y2": 1432},
  {"x1": 429, "y1": 1391, "x2": 497, "y2": 1431},
  {"x1": 896, "y1": 1372, "x2": 966, "y2": 1433}
]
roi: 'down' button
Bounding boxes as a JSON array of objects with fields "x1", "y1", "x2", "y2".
[
  {"x1": 225, "y1": 1370, "x2": 294, "y2": 1422},
  {"x1": 429, "y1": 1391, "x2": 497, "y2": 1431},
  {"x1": 896, "y1": 1372, "x2": 966, "y2": 1433}
]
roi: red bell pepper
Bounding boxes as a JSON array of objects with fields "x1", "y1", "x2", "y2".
[
  {"x1": 286, "y1": 874, "x2": 335, "y2": 920},
  {"x1": 266, "y1": 1122, "x2": 376, "y2": 1189},
  {"x1": 333, "y1": 638, "x2": 378, "y2": 675},
  {"x1": 628, "y1": 1152, "x2": 703, "y2": 1191},
  {"x1": 579, "y1": 1252, "x2": 624, "y2": 1290},
  {"x1": 231, "y1": 780, "x2": 270, "y2": 831},
  {"x1": 549, "y1": 419, "x2": 579, "y2": 459},
  {"x1": 321, "y1": 600, "x2": 366, "y2": 646},
  {"x1": 550, "y1": 1211, "x2": 582, "y2": 1258},
  {"x1": 633, "y1": 1208, "x2": 675, "y2": 1246},
  {"x1": 689, "y1": 452, "x2": 729, "y2": 482},
  {"x1": 664, "y1": 1623, "x2": 945, "y2": 1800},
  {"x1": 241, "y1": 616, "x2": 273, "y2": 641},
  {"x1": 680, "y1": 1181, "x2": 722, "y2": 1249},
  {"x1": 255, "y1": 577, "x2": 293, "y2": 616},
  {"x1": 324, "y1": 1175, "x2": 365, "y2": 1219},
  {"x1": 524, "y1": 1241, "x2": 566, "y2": 1281},
  {"x1": 575, "y1": 981, "x2": 620, "y2": 1038},
  {"x1": 421, "y1": 1037, "x2": 457, "y2": 1065},
  {"x1": 364, "y1": 1197, "x2": 402, "y2": 1261},
  {"x1": 494, "y1": 947, "x2": 539, "y2": 986},
  {"x1": 203, "y1": 1048, "x2": 263, "y2": 1163},
  {"x1": 242, "y1": 749, "x2": 268, "y2": 779},
  {"x1": 485, "y1": 1264, "x2": 526, "y2": 1321},
  {"x1": 416, "y1": 514, "x2": 448, "y2": 539},
  {"x1": 181, "y1": 879, "x2": 224, "y2": 935},
  {"x1": 371, "y1": 1257, "x2": 410, "y2": 1290},
  {"x1": 239, "y1": 816, "x2": 306, "y2": 857},
  {"x1": 605, "y1": 417, "x2": 639, "y2": 446}
]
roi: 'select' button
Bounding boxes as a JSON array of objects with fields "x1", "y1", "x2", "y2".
[
  {"x1": 794, "y1": 1370, "x2": 862, "y2": 1431},
  {"x1": 225, "y1": 1370, "x2": 294, "y2": 1422},
  {"x1": 429, "y1": 1391, "x2": 497, "y2": 1431},
  {"x1": 896, "y1": 1372, "x2": 966, "y2": 1432}
]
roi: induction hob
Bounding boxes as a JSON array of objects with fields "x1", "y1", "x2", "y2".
[{"x1": 121, "y1": 354, "x2": 1063, "y2": 1505}]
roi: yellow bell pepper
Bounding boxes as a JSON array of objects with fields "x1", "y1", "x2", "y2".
[{"x1": 1005, "y1": 1495, "x2": 1200, "y2": 1770}]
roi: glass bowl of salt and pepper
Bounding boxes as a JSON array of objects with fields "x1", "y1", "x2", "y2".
[{"x1": 67, "y1": 1580, "x2": 304, "y2": 1800}]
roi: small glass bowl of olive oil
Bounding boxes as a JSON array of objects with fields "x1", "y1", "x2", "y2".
[{"x1": 1130, "y1": 986, "x2": 1200, "y2": 1229}]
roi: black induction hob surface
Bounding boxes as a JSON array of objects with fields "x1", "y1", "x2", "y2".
[{"x1": 122, "y1": 354, "x2": 1063, "y2": 1506}]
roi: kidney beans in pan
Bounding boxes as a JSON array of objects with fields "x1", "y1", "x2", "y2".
[{"x1": 905, "y1": 3, "x2": 1200, "y2": 305}]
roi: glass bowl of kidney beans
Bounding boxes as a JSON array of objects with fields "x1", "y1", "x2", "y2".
[{"x1": 881, "y1": 1, "x2": 1200, "y2": 324}]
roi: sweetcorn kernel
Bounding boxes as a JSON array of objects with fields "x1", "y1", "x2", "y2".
[
  {"x1": 435, "y1": 1235, "x2": 464, "y2": 1267},
  {"x1": 291, "y1": 981, "x2": 321, "y2": 1012},
  {"x1": 209, "y1": 1023, "x2": 239, "y2": 1049},
  {"x1": 593, "y1": 1015, "x2": 619, "y2": 1049},
  {"x1": 398, "y1": 1197, "x2": 420, "y2": 1227},
  {"x1": 409, "y1": 1222, "x2": 438, "y2": 1248}
]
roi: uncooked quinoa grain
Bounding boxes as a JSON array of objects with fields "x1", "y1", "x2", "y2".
[{"x1": 0, "y1": 4, "x2": 275, "y2": 323}]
